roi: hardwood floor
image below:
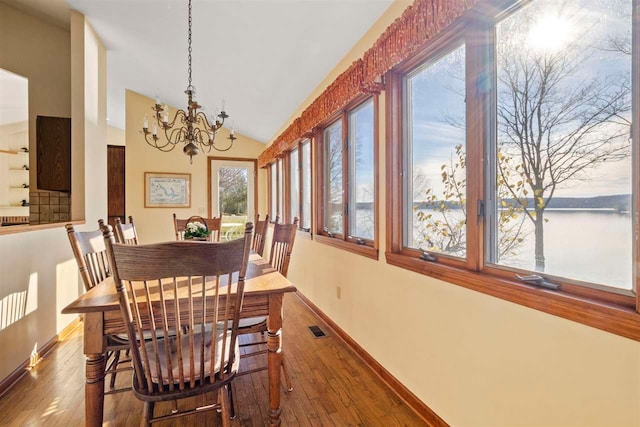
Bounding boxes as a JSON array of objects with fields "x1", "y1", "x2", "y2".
[{"x1": 0, "y1": 293, "x2": 427, "y2": 426}]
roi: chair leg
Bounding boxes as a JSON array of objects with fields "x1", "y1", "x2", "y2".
[
  {"x1": 109, "y1": 350, "x2": 121, "y2": 389},
  {"x1": 219, "y1": 388, "x2": 230, "y2": 427},
  {"x1": 141, "y1": 401, "x2": 154, "y2": 427},
  {"x1": 281, "y1": 356, "x2": 293, "y2": 392},
  {"x1": 227, "y1": 383, "x2": 236, "y2": 420}
]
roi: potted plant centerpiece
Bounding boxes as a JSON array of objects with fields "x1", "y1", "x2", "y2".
[{"x1": 184, "y1": 221, "x2": 211, "y2": 241}]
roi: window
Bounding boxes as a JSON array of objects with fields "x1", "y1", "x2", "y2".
[
  {"x1": 386, "y1": 0, "x2": 639, "y2": 338},
  {"x1": 489, "y1": 0, "x2": 633, "y2": 291},
  {"x1": 323, "y1": 120, "x2": 344, "y2": 234},
  {"x1": 277, "y1": 158, "x2": 284, "y2": 221},
  {"x1": 404, "y1": 44, "x2": 466, "y2": 260},
  {"x1": 301, "y1": 139, "x2": 312, "y2": 231},
  {"x1": 269, "y1": 162, "x2": 277, "y2": 220},
  {"x1": 290, "y1": 147, "x2": 300, "y2": 222},
  {"x1": 317, "y1": 97, "x2": 378, "y2": 258},
  {"x1": 284, "y1": 138, "x2": 312, "y2": 232}
]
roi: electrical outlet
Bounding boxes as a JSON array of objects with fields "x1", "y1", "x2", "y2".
[{"x1": 336, "y1": 286, "x2": 341, "y2": 300}]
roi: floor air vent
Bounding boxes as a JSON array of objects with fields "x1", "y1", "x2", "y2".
[{"x1": 308, "y1": 325, "x2": 328, "y2": 338}]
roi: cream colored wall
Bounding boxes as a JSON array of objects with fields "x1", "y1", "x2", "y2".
[
  {"x1": 0, "y1": 2, "x2": 71, "y2": 188},
  {"x1": 0, "y1": 6, "x2": 108, "y2": 382},
  {"x1": 125, "y1": 90, "x2": 268, "y2": 243},
  {"x1": 274, "y1": 1, "x2": 640, "y2": 426},
  {"x1": 107, "y1": 125, "x2": 125, "y2": 146}
]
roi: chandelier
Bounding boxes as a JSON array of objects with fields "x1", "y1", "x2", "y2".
[{"x1": 142, "y1": 0, "x2": 237, "y2": 163}]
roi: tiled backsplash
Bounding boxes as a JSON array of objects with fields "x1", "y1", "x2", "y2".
[{"x1": 29, "y1": 190, "x2": 71, "y2": 224}]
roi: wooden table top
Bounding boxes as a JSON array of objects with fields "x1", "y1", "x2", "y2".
[{"x1": 62, "y1": 253, "x2": 296, "y2": 314}]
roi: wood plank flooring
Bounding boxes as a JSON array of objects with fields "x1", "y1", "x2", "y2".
[{"x1": 0, "y1": 293, "x2": 427, "y2": 426}]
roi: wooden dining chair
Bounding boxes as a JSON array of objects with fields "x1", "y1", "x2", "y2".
[
  {"x1": 66, "y1": 222, "x2": 132, "y2": 392},
  {"x1": 237, "y1": 217, "x2": 298, "y2": 391},
  {"x1": 173, "y1": 214, "x2": 222, "y2": 241},
  {"x1": 114, "y1": 216, "x2": 139, "y2": 245},
  {"x1": 103, "y1": 223, "x2": 253, "y2": 426},
  {"x1": 252, "y1": 214, "x2": 269, "y2": 256}
]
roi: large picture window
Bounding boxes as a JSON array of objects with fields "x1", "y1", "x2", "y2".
[
  {"x1": 317, "y1": 97, "x2": 378, "y2": 258},
  {"x1": 489, "y1": 0, "x2": 633, "y2": 291},
  {"x1": 386, "y1": 0, "x2": 639, "y2": 339}
]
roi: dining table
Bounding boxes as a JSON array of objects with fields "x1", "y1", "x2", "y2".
[{"x1": 62, "y1": 252, "x2": 296, "y2": 426}]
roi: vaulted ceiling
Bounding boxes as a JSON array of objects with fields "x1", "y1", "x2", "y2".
[{"x1": 4, "y1": 0, "x2": 394, "y2": 143}]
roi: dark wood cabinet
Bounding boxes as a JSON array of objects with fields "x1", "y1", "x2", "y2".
[{"x1": 36, "y1": 116, "x2": 71, "y2": 192}]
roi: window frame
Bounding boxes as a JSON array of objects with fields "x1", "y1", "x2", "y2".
[
  {"x1": 268, "y1": 159, "x2": 283, "y2": 223},
  {"x1": 300, "y1": 138, "x2": 313, "y2": 233},
  {"x1": 385, "y1": 2, "x2": 640, "y2": 340},
  {"x1": 315, "y1": 95, "x2": 379, "y2": 259}
]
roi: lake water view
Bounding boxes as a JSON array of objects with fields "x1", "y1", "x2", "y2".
[{"x1": 409, "y1": 209, "x2": 632, "y2": 290}]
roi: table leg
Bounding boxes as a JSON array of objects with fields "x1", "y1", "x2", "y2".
[
  {"x1": 267, "y1": 294, "x2": 283, "y2": 426},
  {"x1": 85, "y1": 353, "x2": 106, "y2": 427},
  {"x1": 84, "y1": 312, "x2": 107, "y2": 427}
]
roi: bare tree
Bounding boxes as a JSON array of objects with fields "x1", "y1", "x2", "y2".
[
  {"x1": 325, "y1": 125, "x2": 343, "y2": 232},
  {"x1": 414, "y1": 145, "x2": 528, "y2": 258},
  {"x1": 497, "y1": 1, "x2": 632, "y2": 270}
]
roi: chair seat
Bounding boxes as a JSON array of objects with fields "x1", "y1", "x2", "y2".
[
  {"x1": 238, "y1": 316, "x2": 266, "y2": 329},
  {"x1": 114, "y1": 328, "x2": 177, "y2": 342},
  {"x1": 144, "y1": 326, "x2": 240, "y2": 385}
]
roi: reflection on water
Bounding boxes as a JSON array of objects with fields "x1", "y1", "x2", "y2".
[
  {"x1": 495, "y1": 210, "x2": 632, "y2": 289},
  {"x1": 403, "y1": 209, "x2": 631, "y2": 290}
]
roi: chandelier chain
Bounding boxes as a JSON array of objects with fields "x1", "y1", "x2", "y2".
[{"x1": 187, "y1": 0, "x2": 192, "y2": 89}]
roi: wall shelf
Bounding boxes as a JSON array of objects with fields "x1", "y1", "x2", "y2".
[{"x1": 0, "y1": 149, "x2": 18, "y2": 155}]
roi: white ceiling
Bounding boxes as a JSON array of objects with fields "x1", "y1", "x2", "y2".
[{"x1": 60, "y1": 0, "x2": 394, "y2": 143}]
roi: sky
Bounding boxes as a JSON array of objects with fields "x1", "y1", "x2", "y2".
[{"x1": 408, "y1": 0, "x2": 633, "y2": 201}]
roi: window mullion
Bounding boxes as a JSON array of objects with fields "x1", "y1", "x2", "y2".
[
  {"x1": 633, "y1": 0, "x2": 640, "y2": 311},
  {"x1": 466, "y1": 17, "x2": 492, "y2": 272},
  {"x1": 342, "y1": 112, "x2": 349, "y2": 241}
]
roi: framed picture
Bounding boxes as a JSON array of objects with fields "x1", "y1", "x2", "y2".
[{"x1": 145, "y1": 172, "x2": 191, "y2": 208}]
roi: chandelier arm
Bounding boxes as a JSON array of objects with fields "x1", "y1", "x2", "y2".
[
  {"x1": 195, "y1": 111, "x2": 224, "y2": 132},
  {"x1": 143, "y1": 132, "x2": 177, "y2": 152},
  {"x1": 158, "y1": 108, "x2": 188, "y2": 130},
  {"x1": 193, "y1": 127, "x2": 213, "y2": 148},
  {"x1": 211, "y1": 138, "x2": 236, "y2": 152},
  {"x1": 165, "y1": 126, "x2": 186, "y2": 145}
]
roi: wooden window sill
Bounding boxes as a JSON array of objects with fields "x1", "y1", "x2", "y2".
[
  {"x1": 0, "y1": 220, "x2": 85, "y2": 236},
  {"x1": 296, "y1": 229, "x2": 313, "y2": 240},
  {"x1": 315, "y1": 234, "x2": 378, "y2": 260},
  {"x1": 385, "y1": 251, "x2": 640, "y2": 342}
]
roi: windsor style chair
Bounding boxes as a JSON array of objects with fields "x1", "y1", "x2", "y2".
[
  {"x1": 66, "y1": 222, "x2": 132, "y2": 392},
  {"x1": 102, "y1": 223, "x2": 254, "y2": 426},
  {"x1": 238, "y1": 217, "x2": 298, "y2": 391}
]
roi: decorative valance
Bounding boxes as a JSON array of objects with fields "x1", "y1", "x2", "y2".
[{"x1": 258, "y1": 0, "x2": 477, "y2": 168}]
